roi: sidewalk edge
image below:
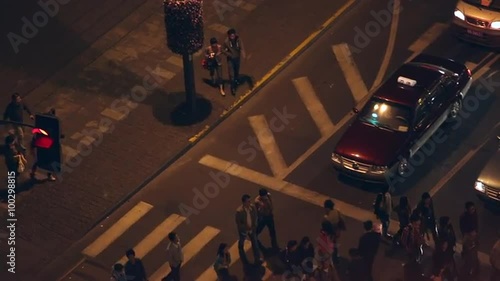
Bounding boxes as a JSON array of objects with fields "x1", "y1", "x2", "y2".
[{"x1": 40, "y1": 1, "x2": 358, "y2": 279}]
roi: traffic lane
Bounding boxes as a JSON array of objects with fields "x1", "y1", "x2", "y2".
[
  {"x1": 285, "y1": 68, "x2": 500, "y2": 213},
  {"x1": 432, "y1": 133, "x2": 500, "y2": 254}
]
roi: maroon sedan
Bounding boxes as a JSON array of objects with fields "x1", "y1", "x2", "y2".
[{"x1": 332, "y1": 54, "x2": 472, "y2": 183}]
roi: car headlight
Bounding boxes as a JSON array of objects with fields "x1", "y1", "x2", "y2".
[
  {"x1": 331, "y1": 153, "x2": 341, "y2": 163},
  {"x1": 454, "y1": 9, "x2": 465, "y2": 21},
  {"x1": 371, "y1": 166, "x2": 388, "y2": 174},
  {"x1": 491, "y1": 21, "x2": 500, "y2": 29},
  {"x1": 474, "y1": 181, "x2": 485, "y2": 192}
]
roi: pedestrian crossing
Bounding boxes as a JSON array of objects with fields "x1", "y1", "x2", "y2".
[{"x1": 63, "y1": 201, "x2": 274, "y2": 281}]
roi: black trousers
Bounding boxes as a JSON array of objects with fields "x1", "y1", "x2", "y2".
[
  {"x1": 209, "y1": 64, "x2": 223, "y2": 87},
  {"x1": 165, "y1": 264, "x2": 181, "y2": 281},
  {"x1": 227, "y1": 58, "x2": 241, "y2": 87},
  {"x1": 256, "y1": 215, "x2": 278, "y2": 248}
]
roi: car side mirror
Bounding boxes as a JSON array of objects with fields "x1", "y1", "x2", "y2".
[{"x1": 352, "y1": 107, "x2": 359, "y2": 114}]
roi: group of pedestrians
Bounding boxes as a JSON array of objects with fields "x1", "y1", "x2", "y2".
[
  {"x1": 203, "y1": 28, "x2": 246, "y2": 96},
  {"x1": 3, "y1": 93, "x2": 56, "y2": 182},
  {"x1": 110, "y1": 187, "x2": 499, "y2": 281}
]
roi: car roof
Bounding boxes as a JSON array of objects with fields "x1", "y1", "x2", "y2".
[{"x1": 373, "y1": 63, "x2": 444, "y2": 107}]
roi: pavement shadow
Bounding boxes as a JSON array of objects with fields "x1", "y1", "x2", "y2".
[
  {"x1": 169, "y1": 95, "x2": 213, "y2": 127},
  {"x1": 0, "y1": 178, "x2": 37, "y2": 203}
]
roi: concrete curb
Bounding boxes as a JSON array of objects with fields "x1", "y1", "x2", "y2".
[{"x1": 87, "y1": 0, "x2": 357, "y2": 235}]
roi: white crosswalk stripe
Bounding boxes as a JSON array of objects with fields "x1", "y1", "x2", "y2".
[{"x1": 65, "y1": 201, "x2": 276, "y2": 281}]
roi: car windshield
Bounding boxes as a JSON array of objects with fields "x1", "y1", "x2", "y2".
[
  {"x1": 463, "y1": 0, "x2": 500, "y2": 12},
  {"x1": 358, "y1": 99, "x2": 412, "y2": 133}
]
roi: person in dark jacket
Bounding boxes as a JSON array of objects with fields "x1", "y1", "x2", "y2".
[
  {"x1": 223, "y1": 28, "x2": 246, "y2": 95},
  {"x1": 415, "y1": 192, "x2": 437, "y2": 243},
  {"x1": 437, "y1": 216, "x2": 457, "y2": 256},
  {"x1": 459, "y1": 201, "x2": 478, "y2": 237},
  {"x1": 354, "y1": 220, "x2": 381, "y2": 281},
  {"x1": 298, "y1": 236, "x2": 315, "y2": 277},
  {"x1": 280, "y1": 240, "x2": 301, "y2": 274},
  {"x1": 3, "y1": 93, "x2": 34, "y2": 149},
  {"x1": 124, "y1": 249, "x2": 148, "y2": 281},
  {"x1": 235, "y1": 194, "x2": 261, "y2": 265},
  {"x1": 430, "y1": 240, "x2": 456, "y2": 281}
]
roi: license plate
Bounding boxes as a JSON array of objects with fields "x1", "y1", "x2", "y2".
[{"x1": 467, "y1": 29, "x2": 483, "y2": 37}]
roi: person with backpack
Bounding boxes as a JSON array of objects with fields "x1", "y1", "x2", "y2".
[
  {"x1": 401, "y1": 213, "x2": 425, "y2": 264},
  {"x1": 205, "y1": 37, "x2": 225, "y2": 96},
  {"x1": 213, "y1": 243, "x2": 231, "y2": 280},
  {"x1": 373, "y1": 190, "x2": 392, "y2": 239},
  {"x1": 111, "y1": 263, "x2": 128, "y2": 281},
  {"x1": 323, "y1": 199, "x2": 346, "y2": 264}
]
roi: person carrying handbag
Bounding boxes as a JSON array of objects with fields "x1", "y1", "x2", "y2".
[{"x1": 204, "y1": 37, "x2": 225, "y2": 96}]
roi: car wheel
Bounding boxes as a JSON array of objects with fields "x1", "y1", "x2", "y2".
[
  {"x1": 448, "y1": 99, "x2": 462, "y2": 120},
  {"x1": 397, "y1": 157, "x2": 409, "y2": 176}
]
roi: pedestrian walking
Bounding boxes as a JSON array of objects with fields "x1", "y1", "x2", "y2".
[
  {"x1": 373, "y1": 190, "x2": 392, "y2": 239},
  {"x1": 415, "y1": 192, "x2": 438, "y2": 243},
  {"x1": 490, "y1": 235, "x2": 500, "y2": 281},
  {"x1": 235, "y1": 194, "x2": 262, "y2": 265},
  {"x1": 459, "y1": 201, "x2": 478, "y2": 237},
  {"x1": 401, "y1": 213, "x2": 425, "y2": 264},
  {"x1": 255, "y1": 188, "x2": 279, "y2": 250},
  {"x1": 393, "y1": 196, "x2": 412, "y2": 246},
  {"x1": 315, "y1": 220, "x2": 341, "y2": 281},
  {"x1": 430, "y1": 241, "x2": 456, "y2": 281},
  {"x1": 4, "y1": 135, "x2": 27, "y2": 180},
  {"x1": 223, "y1": 28, "x2": 246, "y2": 95},
  {"x1": 437, "y1": 216, "x2": 457, "y2": 256},
  {"x1": 205, "y1": 37, "x2": 225, "y2": 96},
  {"x1": 214, "y1": 243, "x2": 231, "y2": 280},
  {"x1": 461, "y1": 229, "x2": 480, "y2": 279},
  {"x1": 298, "y1": 236, "x2": 315, "y2": 277},
  {"x1": 165, "y1": 232, "x2": 183, "y2": 281},
  {"x1": 124, "y1": 249, "x2": 148, "y2": 281},
  {"x1": 323, "y1": 199, "x2": 346, "y2": 264},
  {"x1": 279, "y1": 240, "x2": 301, "y2": 278},
  {"x1": 351, "y1": 220, "x2": 381, "y2": 281},
  {"x1": 3, "y1": 93, "x2": 34, "y2": 150},
  {"x1": 111, "y1": 263, "x2": 128, "y2": 281}
]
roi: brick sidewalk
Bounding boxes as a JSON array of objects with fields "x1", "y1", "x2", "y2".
[{"x1": 0, "y1": 0, "x2": 348, "y2": 279}]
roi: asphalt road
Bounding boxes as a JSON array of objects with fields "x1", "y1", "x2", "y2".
[{"x1": 53, "y1": 0, "x2": 499, "y2": 280}]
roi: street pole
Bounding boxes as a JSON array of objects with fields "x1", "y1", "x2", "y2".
[{"x1": 182, "y1": 52, "x2": 196, "y2": 114}]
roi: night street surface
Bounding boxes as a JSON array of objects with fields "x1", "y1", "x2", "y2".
[{"x1": 55, "y1": 0, "x2": 499, "y2": 280}]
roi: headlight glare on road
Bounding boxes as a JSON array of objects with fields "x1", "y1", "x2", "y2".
[
  {"x1": 371, "y1": 166, "x2": 387, "y2": 174},
  {"x1": 454, "y1": 10, "x2": 465, "y2": 21},
  {"x1": 331, "y1": 153, "x2": 341, "y2": 163},
  {"x1": 491, "y1": 21, "x2": 500, "y2": 29},
  {"x1": 474, "y1": 181, "x2": 485, "y2": 192}
]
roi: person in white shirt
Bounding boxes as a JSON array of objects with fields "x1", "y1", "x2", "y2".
[{"x1": 165, "y1": 232, "x2": 183, "y2": 281}]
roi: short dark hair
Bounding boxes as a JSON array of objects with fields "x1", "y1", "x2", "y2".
[
  {"x1": 410, "y1": 213, "x2": 421, "y2": 223},
  {"x1": 125, "y1": 249, "x2": 135, "y2": 257},
  {"x1": 323, "y1": 199, "x2": 334, "y2": 209},
  {"x1": 11, "y1": 93, "x2": 20, "y2": 100},
  {"x1": 287, "y1": 240, "x2": 298, "y2": 248},
  {"x1": 465, "y1": 201, "x2": 475, "y2": 209},
  {"x1": 363, "y1": 220, "x2": 373, "y2": 231},
  {"x1": 259, "y1": 188, "x2": 268, "y2": 196},
  {"x1": 421, "y1": 192, "x2": 431, "y2": 200},
  {"x1": 227, "y1": 28, "x2": 236, "y2": 35},
  {"x1": 210, "y1": 37, "x2": 217, "y2": 44},
  {"x1": 113, "y1": 263, "x2": 124, "y2": 271},
  {"x1": 241, "y1": 194, "x2": 251, "y2": 203},
  {"x1": 168, "y1": 232, "x2": 177, "y2": 241}
]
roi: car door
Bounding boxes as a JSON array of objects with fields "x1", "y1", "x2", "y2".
[{"x1": 409, "y1": 96, "x2": 433, "y2": 157}]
